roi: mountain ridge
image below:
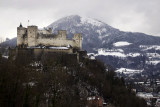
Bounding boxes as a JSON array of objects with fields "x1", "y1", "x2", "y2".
[{"x1": 47, "y1": 15, "x2": 160, "y2": 52}]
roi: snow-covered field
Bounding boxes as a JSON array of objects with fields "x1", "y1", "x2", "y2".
[
  {"x1": 140, "y1": 45, "x2": 160, "y2": 51},
  {"x1": 115, "y1": 68, "x2": 143, "y2": 75},
  {"x1": 88, "y1": 45, "x2": 160, "y2": 75},
  {"x1": 96, "y1": 48, "x2": 141, "y2": 58},
  {"x1": 146, "y1": 53, "x2": 160, "y2": 58},
  {"x1": 146, "y1": 61, "x2": 160, "y2": 65},
  {"x1": 98, "y1": 49, "x2": 126, "y2": 57}
]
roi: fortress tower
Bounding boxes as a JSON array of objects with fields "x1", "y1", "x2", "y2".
[
  {"x1": 27, "y1": 26, "x2": 38, "y2": 47},
  {"x1": 73, "y1": 33, "x2": 82, "y2": 50},
  {"x1": 17, "y1": 23, "x2": 27, "y2": 47}
]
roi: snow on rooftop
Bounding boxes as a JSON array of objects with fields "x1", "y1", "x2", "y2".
[
  {"x1": 2, "y1": 55, "x2": 9, "y2": 59},
  {"x1": 87, "y1": 53, "x2": 95, "y2": 56},
  {"x1": 87, "y1": 96, "x2": 96, "y2": 100},
  {"x1": 27, "y1": 46, "x2": 41, "y2": 49},
  {"x1": 137, "y1": 92, "x2": 153, "y2": 99},
  {"x1": 27, "y1": 46, "x2": 69, "y2": 50},
  {"x1": 49, "y1": 47, "x2": 69, "y2": 50},
  {"x1": 113, "y1": 41, "x2": 132, "y2": 47}
]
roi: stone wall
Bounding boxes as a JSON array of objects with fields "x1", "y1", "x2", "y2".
[
  {"x1": 37, "y1": 38, "x2": 75, "y2": 47},
  {"x1": 38, "y1": 28, "x2": 52, "y2": 35}
]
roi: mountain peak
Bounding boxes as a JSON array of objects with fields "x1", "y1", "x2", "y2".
[
  {"x1": 63, "y1": 15, "x2": 105, "y2": 26},
  {"x1": 48, "y1": 15, "x2": 112, "y2": 29}
]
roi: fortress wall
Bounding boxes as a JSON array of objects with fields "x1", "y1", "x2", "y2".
[
  {"x1": 33, "y1": 48, "x2": 43, "y2": 58},
  {"x1": 38, "y1": 29, "x2": 52, "y2": 35},
  {"x1": 33, "y1": 48, "x2": 73, "y2": 57},
  {"x1": 33, "y1": 50, "x2": 78, "y2": 65},
  {"x1": 37, "y1": 38, "x2": 79, "y2": 48}
]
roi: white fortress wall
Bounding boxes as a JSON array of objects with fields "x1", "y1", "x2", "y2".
[
  {"x1": 38, "y1": 29, "x2": 52, "y2": 35},
  {"x1": 37, "y1": 38, "x2": 76, "y2": 47}
]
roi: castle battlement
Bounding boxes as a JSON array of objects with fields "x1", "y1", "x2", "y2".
[{"x1": 17, "y1": 23, "x2": 82, "y2": 51}]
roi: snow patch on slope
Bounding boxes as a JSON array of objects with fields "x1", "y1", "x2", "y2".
[
  {"x1": 97, "y1": 48, "x2": 141, "y2": 58},
  {"x1": 115, "y1": 68, "x2": 143, "y2": 75},
  {"x1": 81, "y1": 17, "x2": 103, "y2": 27},
  {"x1": 146, "y1": 61, "x2": 160, "y2": 65},
  {"x1": 140, "y1": 45, "x2": 160, "y2": 51},
  {"x1": 113, "y1": 41, "x2": 132, "y2": 47},
  {"x1": 128, "y1": 53, "x2": 141, "y2": 57},
  {"x1": 98, "y1": 49, "x2": 126, "y2": 57}
]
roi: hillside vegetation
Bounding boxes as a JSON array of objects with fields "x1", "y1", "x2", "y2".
[{"x1": 0, "y1": 53, "x2": 147, "y2": 107}]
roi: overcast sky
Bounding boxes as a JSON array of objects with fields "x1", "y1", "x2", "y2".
[{"x1": 0, "y1": 0, "x2": 160, "y2": 39}]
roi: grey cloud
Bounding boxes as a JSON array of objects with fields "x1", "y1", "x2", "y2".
[{"x1": 0, "y1": 0, "x2": 160, "y2": 38}]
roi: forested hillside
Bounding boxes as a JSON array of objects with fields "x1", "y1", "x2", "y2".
[{"x1": 0, "y1": 53, "x2": 147, "y2": 107}]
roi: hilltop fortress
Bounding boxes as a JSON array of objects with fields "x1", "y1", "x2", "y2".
[
  {"x1": 17, "y1": 23, "x2": 82, "y2": 51},
  {"x1": 8, "y1": 23, "x2": 87, "y2": 63}
]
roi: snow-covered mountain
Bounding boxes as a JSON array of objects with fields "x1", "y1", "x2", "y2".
[
  {"x1": 47, "y1": 15, "x2": 120, "y2": 52},
  {"x1": 47, "y1": 15, "x2": 160, "y2": 52}
]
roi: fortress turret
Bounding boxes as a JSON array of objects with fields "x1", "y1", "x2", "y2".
[
  {"x1": 17, "y1": 23, "x2": 27, "y2": 47},
  {"x1": 73, "y1": 33, "x2": 82, "y2": 50}
]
